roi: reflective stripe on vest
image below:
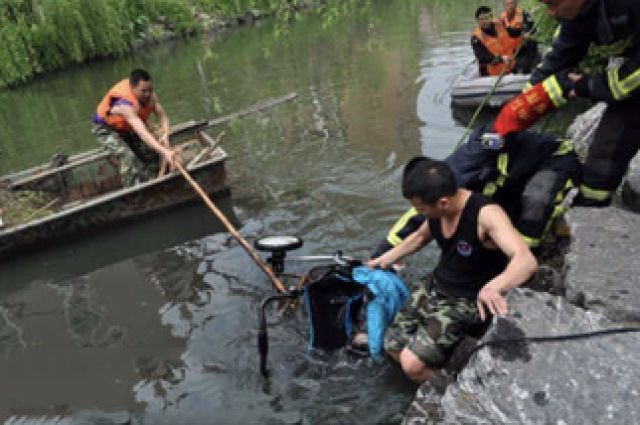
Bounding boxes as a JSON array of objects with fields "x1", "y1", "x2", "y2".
[{"x1": 96, "y1": 79, "x2": 155, "y2": 132}]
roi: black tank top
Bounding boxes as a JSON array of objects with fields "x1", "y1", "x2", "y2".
[{"x1": 428, "y1": 192, "x2": 508, "y2": 299}]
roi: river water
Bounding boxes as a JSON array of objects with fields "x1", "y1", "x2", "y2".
[{"x1": 0, "y1": 1, "x2": 575, "y2": 423}]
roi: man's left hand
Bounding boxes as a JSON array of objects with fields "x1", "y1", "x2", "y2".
[{"x1": 476, "y1": 284, "x2": 508, "y2": 321}]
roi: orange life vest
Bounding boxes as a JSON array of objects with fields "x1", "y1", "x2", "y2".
[
  {"x1": 500, "y1": 8, "x2": 525, "y2": 54},
  {"x1": 473, "y1": 21, "x2": 515, "y2": 76},
  {"x1": 96, "y1": 79, "x2": 155, "y2": 132}
]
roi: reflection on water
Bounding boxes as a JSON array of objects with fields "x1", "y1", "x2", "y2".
[{"x1": 0, "y1": 0, "x2": 580, "y2": 423}]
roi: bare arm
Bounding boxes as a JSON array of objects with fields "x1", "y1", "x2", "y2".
[
  {"x1": 476, "y1": 204, "x2": 538, "y2": 320},
  {"x1": 153, "y1": 94, "x2": 171, "y2": 144},
  {"x1": 110, "y1": 103, "x2": 178, "y2": 166},
  {"x1": 367, "y1": 218, "x2": 433, "y2": 269}
]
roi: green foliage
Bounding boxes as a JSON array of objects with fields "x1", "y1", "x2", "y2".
[
  {"x1": 0, "y1": 0, "x2": 374, "y2": 89},
  {"x1": 520, "y1": 0, "x2": 558, "y2": 45}
]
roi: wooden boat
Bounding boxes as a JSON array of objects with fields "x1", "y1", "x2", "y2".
[
  {"x1": 450, "y1": 61, "x2": 530, "y2": 107},
  {"x1": 0, "y1": 120, "x2": 228, "y2": 260},
  {"x1": 0, "y1": 92, "x2": 298, "y2": 261}
]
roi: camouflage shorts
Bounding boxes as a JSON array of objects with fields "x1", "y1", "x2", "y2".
[
  {"x1": 384, "y1": 275, "x2": 483, "y2": 366},
  {"x1": 92, "y1": 126, "x2": 159, "y2": 187}
]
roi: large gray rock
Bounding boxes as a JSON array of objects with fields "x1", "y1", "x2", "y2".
[
  {"x1": 566, "y1": 102, "x2": 606, "y2": 158},
  {"x1": 621, "y1": 154, "x2": 640, "y2": 212},
  {"x1": 565, "y1": 207, "x2": 640, "y2": 322},
  {"x1": 405, "y1": 289, "x2": 640, "y2": 424}
]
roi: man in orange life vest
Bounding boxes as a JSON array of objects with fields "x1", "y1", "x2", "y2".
[
  {"x1": 471, "y1": 6, "x2": 516, "y2": 77},
  {"x1": 500, "y1": 0, "x2": 539, "y2": 73},
  {"x1": 93, "y1": 69, "x2": 181, "y2": 187}
]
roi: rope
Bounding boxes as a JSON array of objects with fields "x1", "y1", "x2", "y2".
[
  {"x1": 461, "y1": 326, "x2": 640, "y2": 366},
  {"x1": 454, "y1": 8, "x2": 549, "y2": 150}
]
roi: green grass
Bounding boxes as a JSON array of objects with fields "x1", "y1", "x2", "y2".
[{"x1": 0, "y1": 0, "x2": 366, "y2": 89}]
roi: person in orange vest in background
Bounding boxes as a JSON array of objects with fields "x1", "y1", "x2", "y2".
[
  {"x1": 93, "y1": 69, "x2": 181, "y2": 187},
  {"x1": 500, "y1": 0, "x2": 539, "y2": 73},
  {"x1": 471, "y1": 6, "x2": 516, "y2": 77}
]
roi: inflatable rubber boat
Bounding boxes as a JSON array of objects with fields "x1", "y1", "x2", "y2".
[{"x1": 451, "y1": 62, "x2": 530, "y2": 107}]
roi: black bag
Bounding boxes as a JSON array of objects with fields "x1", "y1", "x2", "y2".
[{"x1": 303, "y1": 264, "x2": 368, "y2": 351}]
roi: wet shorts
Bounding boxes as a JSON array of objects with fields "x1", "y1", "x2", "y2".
[{"x1": 383, "y1": 275, "x2": 484, "y2": 366}]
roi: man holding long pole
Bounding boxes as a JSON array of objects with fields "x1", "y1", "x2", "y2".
[{"x1": 93, "y1": 69, "x2": 181, "y2": 187}]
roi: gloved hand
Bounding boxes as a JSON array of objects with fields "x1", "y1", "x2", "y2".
[{"x1": 570, "y1": 74, "x2": 591, "y2": 98}]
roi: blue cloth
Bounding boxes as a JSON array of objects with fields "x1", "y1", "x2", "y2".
[{"x1": 352, "y1": 266, "x2": 410, "y2": 356}]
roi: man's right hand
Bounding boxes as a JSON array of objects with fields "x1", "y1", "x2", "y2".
[
  {"x1": 476, "y1": 283, "x2": 508, "y2": 321},
  {"x1": 367, "y1": 257, "x2": 388, "y2": 270},
  {"x1": 501, "y1": 55, "x2": 514, "y2": 67},
  {"x1": 160, "y1": 147, "x2": 181, "y2": 170}
]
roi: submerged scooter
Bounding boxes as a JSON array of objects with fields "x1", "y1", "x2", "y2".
[{"x1": 254, "y1": 235, "x2": 372, "y2": 378}]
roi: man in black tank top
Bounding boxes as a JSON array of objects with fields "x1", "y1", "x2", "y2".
[{"x1": 368, "y1": 157, "x2": 537, "y2": 384}]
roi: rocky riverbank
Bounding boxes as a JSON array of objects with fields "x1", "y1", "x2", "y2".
[{"x1": 404, "y1": 104, "x2": 640, "y2": 424}]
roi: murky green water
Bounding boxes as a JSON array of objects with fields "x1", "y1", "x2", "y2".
[{"x1": 0, "y1": 1, "x2": 578, "y2": 423}]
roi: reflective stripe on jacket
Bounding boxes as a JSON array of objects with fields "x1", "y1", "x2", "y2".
[{"x1": 529, "y1": 0, "x2": 640, "y2": 102}]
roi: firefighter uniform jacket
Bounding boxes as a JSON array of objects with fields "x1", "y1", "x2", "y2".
[{"x1": 530, "y1": 0, "x2": 640, "y2": 102}]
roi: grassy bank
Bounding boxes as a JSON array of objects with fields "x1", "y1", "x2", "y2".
[{"x1": 0, "y1": 0, "x2": 364, "y2": 89}]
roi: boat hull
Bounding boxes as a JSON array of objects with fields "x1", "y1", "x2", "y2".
[
  {"x1": 0, "y1": 149, "x2": 228, "y2": 260},
  {"x1": 451, "y1": 62, "x2": 529, "y2": 107}
]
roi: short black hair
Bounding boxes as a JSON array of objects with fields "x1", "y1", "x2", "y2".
[
  {"x1": 402, "y1": 156, "x2": 457, "y2": 205},
  {"x1": 475, "y1": 6, "x2": 493, "y2": 19},
  {"x1": 129, "y1": 69, "x2": 151, "y2": 86}
]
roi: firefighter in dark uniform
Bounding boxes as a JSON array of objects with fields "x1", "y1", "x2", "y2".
[
  {"x1": 371, "y1": 127, "x2": 581, "y2": 257},
  {"x1": 530, "y1": 0, "x2": 640, "y2": 207}
]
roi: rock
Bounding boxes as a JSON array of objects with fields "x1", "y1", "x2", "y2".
[
  {"x1": 565, "y1": 207, "x2": 640, "y2": 322},
  {"x1": 405, "y1": 289, "x2": 640, "y2": 424},
  {"x1": 621, "y1": 154, "x2": 640, "y2": 212},
  {"x1": 566, "y1": 102, "x2": 606, "y2": 159}
]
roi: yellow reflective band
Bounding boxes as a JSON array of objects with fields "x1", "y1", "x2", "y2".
[
  {"x1": 523, "y1": 81, "x2": 533, "y2": 93},
  {"x1": 497, "y1": 153, "x2": 509, "y2": 177},
  {"x1": 580, "y1": 184, "x2": 612, "y2": 202},
  {"x1": 538, "y1": 180, "x2": 577, "y2": 242},
  {"x1": 483, "y1": 154, "x2": 509, "y2": 196},
  {"x1": 608, "y1": 67, "x2": 626, "y2": 100},
  {"x1": 552, "y1": 139, "x2": 574, "y2": 156},
  {"x1": 542, "y1": 75, "x2": 567, "y2": 108},
  {"x1": 386, "y1": 207, "x2": 419, "y2": 247},
  {"x1": 554, "y1": 179, "x2": 575, "y2": 203},
  {"x1": 620, "y1": 67, "x2": 640, "y2": 97},
  {"x1": 519, "y1": 233, "x2": 541, "y2": 248},
  {"x1": 483, "y1": 182, "x2": 497, "y2": 196}
]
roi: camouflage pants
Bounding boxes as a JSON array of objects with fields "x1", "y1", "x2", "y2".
[
  {"x1": 92, "y1": 126, "x2": 159, "y2": 187},
  {"x1": 384, "y1": 275, "x2": 483, "y2": 366}
]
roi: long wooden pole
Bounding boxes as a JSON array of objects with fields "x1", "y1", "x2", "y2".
[{"x1": 174, "y1": 162, "x2": 287, "y2": 294}]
